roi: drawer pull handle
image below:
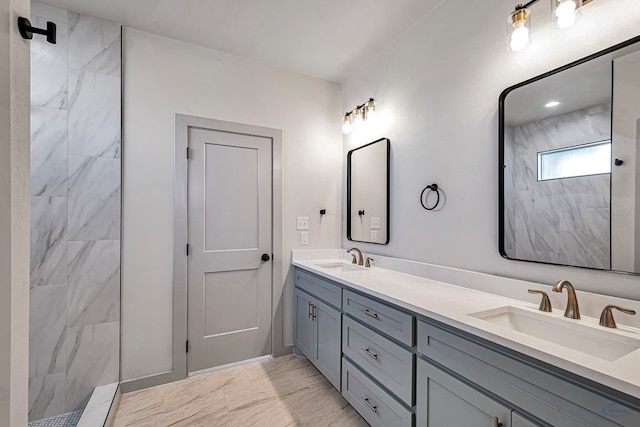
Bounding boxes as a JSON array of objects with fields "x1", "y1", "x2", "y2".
[
  {"x1": 312, "y1": 304, "x2": 317, "y2": 320},
  {"x1": 493, "y1": 417, "x2": 503, "y2": 427},
  {"x1": 361, "y1": 309, "x2": 379, "y2": 319},
  {"x1": 361, "y1": 347, "x2": 378, "y2": 360},
  {"x1": 308, "y1": 301, "x2": 313, "y2": 319},
  {"x1": 361, "y1": 397, "x2": 378, "y2": 413}
]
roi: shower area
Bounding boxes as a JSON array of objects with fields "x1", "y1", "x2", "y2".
[{"x1": 28, "y1": 1, "x2": 121, "y2": 425}]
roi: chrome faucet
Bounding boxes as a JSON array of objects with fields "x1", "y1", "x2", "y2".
[
  {"x1": 552, "y1": 280, "x2": 580, "y2": 319},
  {"x1": 347, "y1": 247, "x2": 364, "y2": 266}
]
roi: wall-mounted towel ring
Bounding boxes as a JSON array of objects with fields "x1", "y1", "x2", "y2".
[
  {"x1": 420, "y1": 183, "x2": 441, "y2": 211},
  {"x1": 358, "y1": 210, "x2": 365, "y2": 216}
]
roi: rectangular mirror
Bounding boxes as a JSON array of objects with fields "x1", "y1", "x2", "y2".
[
  {"x1": 347, "y1": 138, "x2": 390, "y2": 244},
  {"x1": 499, "y1": 34, "x2": 640, "y2": 274}
]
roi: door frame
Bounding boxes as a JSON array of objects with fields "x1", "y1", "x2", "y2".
[{"x1": 172, "y1": 114, "x2": 283, "y2": 382}]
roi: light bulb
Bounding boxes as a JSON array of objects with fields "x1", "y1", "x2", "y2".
[
  {"x1": 354, "y1": 107, "x2": 364, "y2": 128},
  {"x1": 556, "y1": 0, "x2": 576, "y2": 18},
  {"x1": 342, "y1": 115, "x2": 352, "y2": 134},
  {"x1": 554, "y1": 0, "x2": 579, "y2": 29},
  {"x1": 510, "y1": 21, "x2": 530, "y2": 51},
  {"x1": 365, "y1": 99, "x2": 376, "y2": 121}
]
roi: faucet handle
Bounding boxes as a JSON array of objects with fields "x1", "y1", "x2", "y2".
[
  {"x1": 365, "y1": 257, "x2": 374, "y2": 268},
  {"x1": 349, "y1": 253, "x2": 358, "y2": 264},
  {"x1": 528, "y1": 290, "x2": 552, "y2": 312},
  {"x1": 599, "y1": 305, "x2": 636, "y2": 328}
]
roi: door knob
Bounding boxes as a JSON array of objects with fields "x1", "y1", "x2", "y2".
[{"x1": 261, "y1": 253, "x2": 270, "y2": 262}]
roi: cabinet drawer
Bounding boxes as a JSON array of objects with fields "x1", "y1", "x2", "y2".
[
  {"x1": 343, "y1": 316, "x2": 413, "y2": 405},
  {"x1": 295, "y1": 268, "x2": 342, "y2": 309},
  {"x1": 343, "y1": 289, "x2": 413, "y2": 346},
  {"x1": 342, "y1": 358, "x2": 413, "y2": 427}
]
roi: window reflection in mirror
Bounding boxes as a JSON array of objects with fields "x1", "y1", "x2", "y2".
[
  {"x1": 500, "y1": 35, "x2": 640, "y2": 274},
  {"x1": 347, "y1": 138, "x2": 390, "y2": 245}
]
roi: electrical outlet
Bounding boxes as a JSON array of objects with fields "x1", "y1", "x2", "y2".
[
  {"x1": 300, "y1": 231, "x2": 309, "y2": 245},
  {"x1": 371, "y1": 217, "x2": 381, "y2": 229},
  {"x1": 296, "y1": 216, "x2": 309, "y2": 230},
  {"x1": 371, "y1": 230, "x2": 378, "y2": 242}
]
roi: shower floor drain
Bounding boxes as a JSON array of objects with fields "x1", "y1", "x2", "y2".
[{"x1": 28, "y1": 410, "x2": 83, "y2": 427}]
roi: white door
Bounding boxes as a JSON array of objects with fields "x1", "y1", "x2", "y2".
[{"x1": 187, "y1": 127, "x2": 272, "y2": 372}]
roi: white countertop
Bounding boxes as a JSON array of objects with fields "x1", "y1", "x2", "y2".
[{"x1": 292, "y1": 256, "x2": 640, "y2": 400}]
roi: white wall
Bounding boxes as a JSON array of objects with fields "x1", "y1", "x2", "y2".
[
  {"x1": 343, "y1": 0, "x2": 640, "y2": 300},
  {"x1": 122, "y1": 28, "x2": 342, "y2": 381},
  {"x1": 0, "y1": 0, "x2": 30, "y2": 424}
]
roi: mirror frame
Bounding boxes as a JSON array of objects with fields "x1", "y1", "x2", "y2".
[
  {"x1": 498, "y1": 33, "x2": 640, "y2": 274},
  {"x1": 347, "y1": 137, "x2": 391, "y2": 245}
]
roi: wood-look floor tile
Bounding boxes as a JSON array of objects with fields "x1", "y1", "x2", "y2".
[{"x1": 114, "y1": 355, "x2": 367, "y2": 427}]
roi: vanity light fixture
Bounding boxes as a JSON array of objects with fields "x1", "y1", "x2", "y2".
[
  {"x1": 544, "y1": 100, "x2": 561, "y2": 108},
  {"x1": 342, "y1": 98, "x2": 377, "y2": 134},
  {"x1": 507, "y1": 0, "x2": 593, "y2": 51},
  {"x1": 342, "y1": 113, "x2": 353, "y2": 134}
]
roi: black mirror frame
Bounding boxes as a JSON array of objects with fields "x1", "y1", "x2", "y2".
[
  {"x1": 498, "y1": 33, "x2": 640, "y2": 274},
  {"x1": 347, "y1": 137, "x2": 391, "y2": 245}
]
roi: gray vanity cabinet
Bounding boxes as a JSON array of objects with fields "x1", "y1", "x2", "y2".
[
  {"x1": 416, "y1": 359, "x2": 513, "y2": 427},
  {"x1": 293, "y1": 284, "x2": 342, "y2": 391},
  {"x1": 293, "y1": 266, "x2": 640, "y2": 427}
]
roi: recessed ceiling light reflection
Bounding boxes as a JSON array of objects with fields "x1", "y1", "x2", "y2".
[{"x1": 545, "y1": 101, "x2": 561, "y2": 108}]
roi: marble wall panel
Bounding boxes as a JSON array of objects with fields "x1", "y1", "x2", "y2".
[
  {"x1": 68, "y1": 12, "x2": 121, "y2": 76},
  {"x1": 67, "y1": 240, "x2": 120, "y2": 328},
  {"x1": 30, "y1": 14, "x2": 68, "y2": 109},
  {"x1": 29, "y1": 285, "x2": 67, "y2": 378},
  {"x1": 30, "y1": 196, "x2": 68, "y2": 287},
  {"x1": 31, "y1": 107, "x2": 67, "y2": 196},
  {"x1": 29, "y1": 3, "x2": 122, "y2": 421},
  {"x1": 68, "y1": 71, "x2": 121, "y2": 158},
  {"x1": 68, "y1": 156, "x2": 121, "y2": 241},
  {"x1": 29, "y1": 372, "x2": 66, "y2": 421},
  {"x1": 66, "y1": 322, "x2": 120, "y2": 411}
]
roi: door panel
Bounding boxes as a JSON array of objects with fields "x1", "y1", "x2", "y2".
[
  {"x1": 203, "y1": 269, "x2": 259, "y2": 337},
  {"x1": 188, "y1": 127, "x2": 272, "y2": 372},
  {"x1": 204, "y1": 143, "x2": 258, "y2": 251}
]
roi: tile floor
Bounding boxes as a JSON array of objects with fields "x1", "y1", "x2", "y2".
[{"x1": 113, "y1": 355, "x2": 368, "y2": 426}]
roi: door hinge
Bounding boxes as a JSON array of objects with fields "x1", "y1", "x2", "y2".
[
  {"x1": 186, "y1": 340, "x2": 189, "y2": 353},
  {"x1": 186, "y1": 244, "x2": 190, "y2": 256},
  {"x1": 186, "y1": 147, "x2": 190, "y2": 159}
]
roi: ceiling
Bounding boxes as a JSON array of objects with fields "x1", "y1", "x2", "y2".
[{"x1": 41, "y1": 0, "x2": 444, "y2": 82}]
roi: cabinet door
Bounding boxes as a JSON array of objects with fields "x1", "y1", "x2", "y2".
[
  {"x1": 294, "y1": 288, "x2": 314, "y2": 359},
  {"x1": 417, "y1": 359, "x2": 511, "y2": 427},
  {"x1": 314, "y1": 299, "x2": 342, "y2": 390}
]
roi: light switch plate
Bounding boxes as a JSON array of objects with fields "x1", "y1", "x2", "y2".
[
  {"x1": 296, "y1": 217, "x2": 309, "y2": 230},
  {"x1": 371, "y1": 230, "x2": 378, "y2": 242},
  {"x1": 300, "y1": 231, "x2": 309, "y2": 245},
  {"x1": 371, "y1": 217, "x2": 381, "y2": 229}
]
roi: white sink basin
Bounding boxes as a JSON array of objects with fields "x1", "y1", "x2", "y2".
[
  {"x1": 469, "y1": 306, "x2": 640, "y2": 361},
  {"x1": 314, "y1": 262, "x2": 368, "y2": 273}
]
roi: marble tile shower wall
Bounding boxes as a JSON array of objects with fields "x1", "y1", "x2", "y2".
[
  {"x1": 507, "y1": 103, "x2": 611, "y2": 269},
  {"x1": 29, "y1": 2, "x2": 121, "y2": 421}
]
